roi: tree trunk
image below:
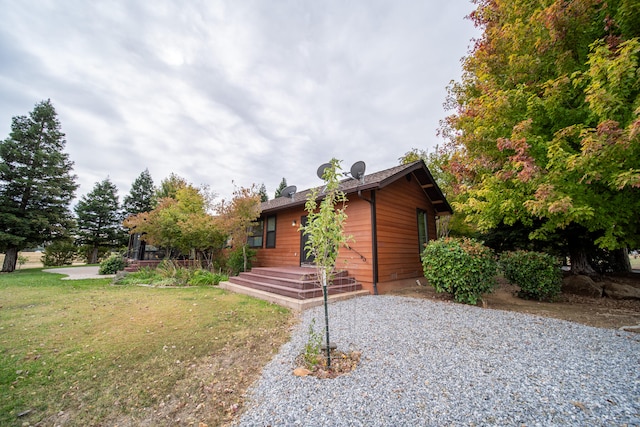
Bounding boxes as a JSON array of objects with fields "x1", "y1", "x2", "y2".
[
  {"x1": 200, "y1": 250, "x2": 212, "y2": 270},
  {"x1": 2, "y1": 247, "x2": 19, "y2": 272},
  {"x1": 242, "y1": 245, "x2": 247, "y2": 272},
  {"x1": 613, "y1": 247, "x2": 632, "y2": 273},
  {"x1": 89, "y1": 246, "x2": 99, "y2": 264},
  {"x1": 569, "y1": 246, "x2": 596, "y2": 275},
  {"x1": 436, "y1": 216, "x2": 451, "y2": 239}
]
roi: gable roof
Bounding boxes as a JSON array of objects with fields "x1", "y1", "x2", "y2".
[{"x1": 260, "y1": 160, "x2": 453, "y2": 215}]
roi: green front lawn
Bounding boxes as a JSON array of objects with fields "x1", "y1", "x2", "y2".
[{"x1": 0, "y1": 268, "x2": 293, "y2": 426}]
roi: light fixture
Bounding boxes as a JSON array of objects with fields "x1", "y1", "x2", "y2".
[{"x1": 292, "y1": 220, "x2": 297, "y2": 227}]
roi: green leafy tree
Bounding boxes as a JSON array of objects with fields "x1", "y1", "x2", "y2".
[
  {"x1": 441, "y1": 0, "x2": 640, "y2": 274},
  {"x1": 301, "y1": 158, "x2": 352, "y2": 367},
  {"x1": 75, "y1": 178, "x2": 124, "y2": 264},
  {"x1": 170, "y1": 186, "x2": 225, "y2": 265},
  {"x1": 155, "y1": 172, "x2": 187, "y2": 201},
  {"x1": 124, "y1": 198, "x2": 180, "y2": 258},
  {"x1": 0, "y1": 99, "x2": 78, "y2": 272},
  {"x1": 179, "y1": 212, "x2": 226, "y2": 268},
  {"x1": 399, "y1": 147, "x2": 470, "y2": 238},
  {"x1": 124, "y1": 185, "x2": 225, "y2": 265},
  {"x1": 399, "y1": 147, "x2": 453, "y2": 196},
  {"x1": 216, "y1": 184, "x2": 262, "y2": 272},
  {"x1": 123, "y1": 168, "x2": 155, "y2": 217},
  {"x1": 274, "y1": 177, "x2": 288, "y2": 198}
]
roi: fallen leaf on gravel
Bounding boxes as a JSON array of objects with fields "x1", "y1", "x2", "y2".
[
  {"x1": 571, "y1": 401, "x2": 587, "y2": 411},
  {"x1": 293, "y1": 367, "x2": 312, "y2": 377}
]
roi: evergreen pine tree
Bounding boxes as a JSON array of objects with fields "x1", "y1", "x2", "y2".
[
  {"x1": 0, "y1": 99, "x2": 78, "y2": 272},
  {"x1": 75, "y1": 178, "x2": 124, "y2": 264},
  {"x1": 123, "y1": 169, "x2": 155, "y2": 217},
  {"x1": 274, "y1": 177, "x2": 287, "y2": 198},
  {"x1": 258, "y1": 183, "x2": 269, "y2": 202}
]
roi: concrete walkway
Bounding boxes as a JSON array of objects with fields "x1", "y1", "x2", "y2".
[{"x1": 42, "y1": 266, "x2": 114, "y2": 280}]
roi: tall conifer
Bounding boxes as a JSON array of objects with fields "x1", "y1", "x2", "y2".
[
  {"x1": 0, "y1": 100, "x2": 78, "y2": 272},
  {"x1": 75, "y1": 178, "x2": 124, "y2": 264},
  {"x1": 123, "y1": 169, "x2": 155, "y2": 217}
]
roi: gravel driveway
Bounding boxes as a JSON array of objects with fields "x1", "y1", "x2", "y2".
[{"x1": 235, "y1": 295, "x2": 640, "y2": 426}]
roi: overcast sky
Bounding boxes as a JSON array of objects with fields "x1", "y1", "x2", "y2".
[{"x1": 0, "y1": 0, "x2": 479, "y2": 204}]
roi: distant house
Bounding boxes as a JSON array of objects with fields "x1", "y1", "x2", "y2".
[{"x1": 229, "y1": 160, "x2": 452, "y2": 296}]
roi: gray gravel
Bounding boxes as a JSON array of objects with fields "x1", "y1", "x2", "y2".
[{"x1": 234, "y1": 295, "x2": 640, "y2": 426}]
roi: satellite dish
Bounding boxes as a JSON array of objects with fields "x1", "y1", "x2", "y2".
[
  {"x1": 350, "y1": 161, "x2": 366, "y2": 182},
  {"x1": 317, "y1": 163, "x2": 332, "y2": 180},
  {"x1": 281, "y1": 185, "x2": 297, "y2": 199}
]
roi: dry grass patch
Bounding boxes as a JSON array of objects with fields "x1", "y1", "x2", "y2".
[
  {"x1": 0, "y1": 269, "x2": 293, "y2": 426},
  {"x1": 0, "y1": 252, "x2": 44, "y2": 269}
]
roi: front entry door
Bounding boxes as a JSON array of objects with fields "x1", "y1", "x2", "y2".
[{"x1": 300, "y1": 216, "x2": 315, "y2": 265}]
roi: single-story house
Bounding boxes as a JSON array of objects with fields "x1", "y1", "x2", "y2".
[{"x1": 229, "y1": 160, "x2": 452, "y2": 297}]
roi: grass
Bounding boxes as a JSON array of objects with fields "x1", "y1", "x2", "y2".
[
  {"x1": 0, "y1": 252, "x2": 44, "y2": 270},
  {"x1": 0, "y1": 268, "x2": 293, "y2": 426}
]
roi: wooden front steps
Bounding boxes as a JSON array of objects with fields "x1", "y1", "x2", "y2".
[{"x1": 227, "y1": 267, "x2": 363, "y2": 300}]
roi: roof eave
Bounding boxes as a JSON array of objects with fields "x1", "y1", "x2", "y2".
[{"x1": 259, "y1": 160, "x2": 453, "y2": 216}]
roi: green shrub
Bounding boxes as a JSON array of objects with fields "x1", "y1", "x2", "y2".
[
  {"x1": 421, "y1": 237, "x2": 497, "y2": 305},
  {"x1": 226, "y1": 245, "x2": 257, "y2": 276},
  {"x1": 115, "y1": 267, "x2": 157, "y2": 285},
  {"x1": 114, "y1": 262, "x2": 228, "y2": 287},
  {"x1": 302, "y1": 318, "x2": 323, "y2": 369},
  {"x1": 499, "y1": 250, "x2": 562, "y2": 301},
  {"x1": 99, "y1": 254, "x2": 127, "y2": 274},
  {"x1": 153, "y1": 260, "x2": 189, "y2": 286},
  {"x1": 188, "y1": 270, "x2": 228, "y2": 286},
  {"x1": 188, "y1": 269, "x2": 214, "y2": 286},
  {"x1": 173, "y1": 265, "x2": 192, "y2": 285},
  {"x1": 41, "y1": 240, "x2": 77, "y2": 266},
  {"x1": 17, "y1": 254, "x2": 29, "y2": 269},
  {"x1": 155, "y1": 259, "x2": 179, "y2": 278}
]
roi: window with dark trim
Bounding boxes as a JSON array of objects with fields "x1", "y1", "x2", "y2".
[
  {"x1": 247, "y1": 219, "x2": 264, "y2": 248},
  {"x1": 417, "y1": 209, "x2": 428, "y2": 252},
  {"x1": 265, "y1": 215, "x2": 276, "y2": 248}
]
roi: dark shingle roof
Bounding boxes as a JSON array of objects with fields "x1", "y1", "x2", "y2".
[{"x1": 260, "y1": 160, "x2": 452, "y2": 215}]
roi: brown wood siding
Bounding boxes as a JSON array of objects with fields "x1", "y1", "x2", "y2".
[
  {"x1": 335, "y1": 196, "x2": 373, "y2": 292},
  {"x1": 375, "y1": 175, "x2": 437, "y2": 284},
  {"x1": 254, "y1": 174, "x2": 438, "y2": 294},
  {"x1": 254, "y1": 207, "x2": 303, "y2": 268},
  {"x1": 255, "y1": 196, "x2": 375, "y2": 293}
]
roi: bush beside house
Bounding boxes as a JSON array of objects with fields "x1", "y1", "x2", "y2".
[
  {"x1": 500, "y1": 250, "x2": 562, "y2": 301},
  {"x1": 422, "y1": 237, "x2": 497, "y2": 305}
]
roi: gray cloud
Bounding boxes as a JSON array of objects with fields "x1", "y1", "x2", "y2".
[{"x1": 0, "y1": 0, "x2": 479, "y2": 203}]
